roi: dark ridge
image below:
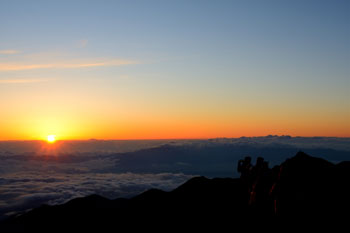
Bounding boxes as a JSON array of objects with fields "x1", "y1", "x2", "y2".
[{"x1": 1, "y1": 151, "x2": 349, "y2": 232}]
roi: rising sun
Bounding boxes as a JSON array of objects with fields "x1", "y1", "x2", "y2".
[{"x1": 47, "y1": 135, "x2": 56, "y2": 143}]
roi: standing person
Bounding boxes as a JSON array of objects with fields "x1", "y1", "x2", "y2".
[{"x1": 238, "y1": 156, "x2": 252, "y2": 180}]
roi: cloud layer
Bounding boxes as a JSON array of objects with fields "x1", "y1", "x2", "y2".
[
  {"x1": 0, "y1": 172, "x2": 191, "y2": 219},
  {"x1": 0, "y1": 136, "x2": 349, "y2": 219}
]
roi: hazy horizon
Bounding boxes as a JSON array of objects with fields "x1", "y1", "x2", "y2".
[{"x1": 1, "y1": 135, "x2": 350, "y2": 154}]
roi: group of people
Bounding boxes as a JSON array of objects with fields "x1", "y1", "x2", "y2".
[{"x1": 237, "y1": 156, "x2": 281, "y2": 215}]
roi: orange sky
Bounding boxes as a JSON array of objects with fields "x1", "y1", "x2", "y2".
[
  {"x1": 1, "y1": 76, "x2": 349, "y2": 140},
  {"x1": 1, "y1": 100, "x2": 349, "y2": 140}
]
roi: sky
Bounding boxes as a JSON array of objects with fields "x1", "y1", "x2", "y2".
[{"x1": 0, "y1": 0, "x2": 349, "y2": 140}]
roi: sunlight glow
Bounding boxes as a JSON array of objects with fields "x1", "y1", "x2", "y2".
[{"x1": 47, "y1": 135, "x2": 56, "y2": 143}]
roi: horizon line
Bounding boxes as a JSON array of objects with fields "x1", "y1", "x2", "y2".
[{"x1": 1, "y1": 135, "x2": 350, "y2": 142}]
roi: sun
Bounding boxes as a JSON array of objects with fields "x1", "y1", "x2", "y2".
[{"x1": 47, "y1": 135, "x2": 56, "y2": 143}]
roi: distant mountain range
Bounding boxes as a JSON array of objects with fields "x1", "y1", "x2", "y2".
[
  {"x1": 108, "y1": 143, "x2": 350, "y2": 177},
  {"x1": 1, "y1": 151, "x2": 349, "y2": 232}
]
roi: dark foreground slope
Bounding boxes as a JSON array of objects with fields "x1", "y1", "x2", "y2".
[{"x1": 1, "y1": 152, "x2": 349, "y2": 232}]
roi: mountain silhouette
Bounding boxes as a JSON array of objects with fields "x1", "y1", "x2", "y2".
[{"x1": 1, "y1": 151, "x2": 349, "y2": 232}]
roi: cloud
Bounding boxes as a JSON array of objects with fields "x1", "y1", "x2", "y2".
[
  {"x1": 119, "y1": 74, "x2": 130, "y2": 79},
  {"x1": 0, "y1": 172, "x2": 192, "y2": 219},
  {"x1": 77, "y1": 39, "x2": 88, "y2": 48},
  {"x1": 0, "y1": 59, "x2": 137, "y2": 71},
  {"x1": 0, "y1": 49, "x2": 139, "y2": 71},
  {"x1": 0, "y1": 50, "x2": 20, "y2": 55},
  {"x1": 0, "y1": 78, "x2": 53, "y2": 84},
  {"x1": 0, "y1": 142, "x2": 193, "y2": 219}
]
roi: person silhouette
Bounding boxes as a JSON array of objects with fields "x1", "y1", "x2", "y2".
[
  {"x1": 249, "y1": 157, "x2": 273, "y2": 208},
  {"x1": 237, "y1": 156, "x2": 252, "y2": 180}
]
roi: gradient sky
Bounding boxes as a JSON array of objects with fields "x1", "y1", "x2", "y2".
[{"x1": 0, "y1": 0, "x2": 349, "y2": 140}]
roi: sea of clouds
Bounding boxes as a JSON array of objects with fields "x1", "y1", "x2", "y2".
[
  {"x1": 0, "y1": 136, "x2": 349, "y2": 219},
  {"x1": 0, "y1": 140, "x2": 195, "y2": 219},
  {"x1": 0, "y1": 172, "x2": 191, "y2": 219}
]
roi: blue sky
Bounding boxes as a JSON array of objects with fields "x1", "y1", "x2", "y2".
[{"x1": 0, "y1": 0, "x2": 349, "y2": 139}]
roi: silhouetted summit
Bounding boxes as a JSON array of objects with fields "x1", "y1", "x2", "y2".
[{"x1": 1, "y1": 151, "x2": 349, "y2": 232}]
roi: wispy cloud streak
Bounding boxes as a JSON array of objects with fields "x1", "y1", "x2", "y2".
[
  {"x1": 0, "y1": 59, "x2": 137, "y2": 71},
  {"x1": 77, "y1": 39, "x2": 88, "y2": 48},
  {"x1": 0, "y1": 50, "x2": 21, "y2": 55},
  {"x1": 0, "y1": 78, "x2": 53, "y2": 84}
]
